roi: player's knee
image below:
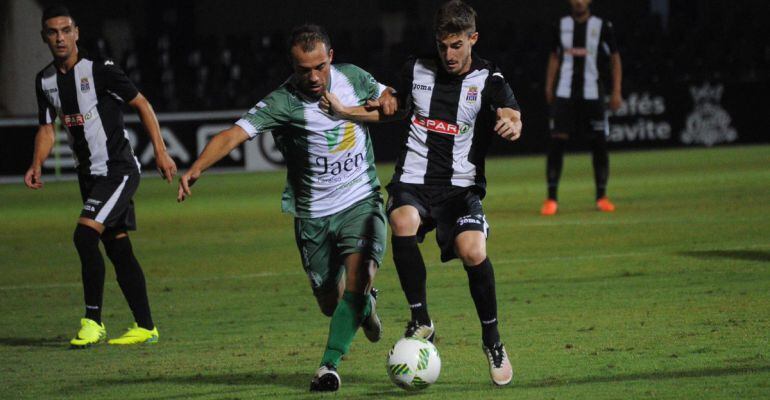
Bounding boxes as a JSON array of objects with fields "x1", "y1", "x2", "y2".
[
  {"x1": 459, "y1": 247, "x2": 487, "y2": 267},
  {"x1": 315, "y1": 289, "x2": 339, "y2": 317},
  {"x1": 317, "y1": 296, "x2": 338, "y2": 317},
  {"x1": 456, "y1": 237, "x2": 487, "y2": 266},
  {"x1": 319, "y1": 302, "x2": 336, "y2": 317},
  {"x1": 73, "y1": 224, "x2": 101, "y2": 252},
  {"x1": 389, "y1": 208, "x2": 420, "y2": 236},
  {"x1": 102, "y1": 229, "x2": 128, "y2": 242}
]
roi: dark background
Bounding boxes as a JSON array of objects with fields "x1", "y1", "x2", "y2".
[{"x1": 3, "y1": 0, "x2": 768, "y2": 175}]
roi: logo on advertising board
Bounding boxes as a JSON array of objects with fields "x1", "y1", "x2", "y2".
[{"x1": 680, "y1": 83, "x2": 737, "y2": 147}]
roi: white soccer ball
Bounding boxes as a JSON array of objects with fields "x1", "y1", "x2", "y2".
[{"x1": 386, "y1": 337, "x2": 441, "y2": 390}]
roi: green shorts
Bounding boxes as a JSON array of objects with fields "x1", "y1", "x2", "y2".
[{"x1": 294, "y1": 195, "x2": 387, "y2": 293}]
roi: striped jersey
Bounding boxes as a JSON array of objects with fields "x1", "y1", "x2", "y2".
[
  {"x1": 36, "y1": 54, "x2": 140, "y2": 176},
  {"x1": 236, "y1": 64, "x2": 386, "y2": 219},
  {"x1": 553, "y1": 15, "x2": 618, "y2": 100},
  {"x1": 391, "y1": 54, "x2": 519, "y2": 195}
]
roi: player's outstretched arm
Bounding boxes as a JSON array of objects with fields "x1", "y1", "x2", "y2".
[
  {"x1": 494, "y1": 108, "x2": 522, "y2": 141},
  {"x1": 320, "y1": 89, "x2": 406, "y2": 123},
  {"x1": 24, "y1": 124, "x2": 55, "y2": 189},
  {"x1": 129, "y1": 93, "x2": 177, "y2": 182},
  {"x1": 177, "y1": 125, "x2": 249, "y2": 202}
]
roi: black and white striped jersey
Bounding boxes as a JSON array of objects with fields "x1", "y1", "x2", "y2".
[
  {"x1": 392, "y1": 54, "x2": 519, "y2": 195},
  {"x1": 553, "y1": 15, "x2": 618, "y2": 100},
  {"x1": 36, "y1": 54, "x2": 140, "y2": 176}
]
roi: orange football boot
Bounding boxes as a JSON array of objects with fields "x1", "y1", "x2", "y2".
[
  {"x1": 540, "y1": 199, "x2": 558, "y2": 216},
  {"x1": 596, "y1": 197, "x2": 616, "y2": 212}
]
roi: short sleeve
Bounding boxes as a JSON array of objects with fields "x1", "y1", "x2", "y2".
[
  {"x1": 97, "y1": 60, "x2": 139, "y2": 102},
  {"x1": 601, "y1": 20, "x2": 619, "y2": 55},
  {"x1": 35, "y1": 75, "x2": 55, "y2": 125},
  {"x1": 484, "y1": 67, "x2": 519, "y2": 111},
  {"x1": 236, "y1": 90, "x2": 292, "y2": 139}
]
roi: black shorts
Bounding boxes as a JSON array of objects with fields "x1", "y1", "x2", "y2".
[
  {"x1": 78, "y1": 173, "x2": 139, "y2": 231},
  {"x1": 386, "y1": 182, "x2": 489, "y2": 262},
  {"x1": 550, "y1": 98, "x2": 608, "y2": 139}
]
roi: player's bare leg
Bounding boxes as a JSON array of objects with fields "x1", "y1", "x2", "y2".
[{"x1": 455, "y1": 231, "x2": 512, "y2": 386}]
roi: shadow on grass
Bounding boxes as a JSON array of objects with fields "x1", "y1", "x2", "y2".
[
  {"x1": 79, "y1": 364, "x2": 770, "y2": 399},
  {"x1": 518, "y1": 364, "x2": 770, "y2": 389},
  {"x1": 679, "y1": 250, "x2": 770, "y2": 262},
  {"x1": 0, "y1": 337, "x2": 65, "y2": 348},
  {"x1": 91, "y1": 370, "x2": 388, "y2": 390}
]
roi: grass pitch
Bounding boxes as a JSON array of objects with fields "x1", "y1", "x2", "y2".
[{"x1": 1, "y1": 145, "x2": 768, "y2": 399}]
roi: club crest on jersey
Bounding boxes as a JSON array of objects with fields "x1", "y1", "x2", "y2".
[
  {"x1": 80, "y1": 77, "x2": 90, "y2": 93},
  {"x1": 466, "y1": 86, "x2": 478, "y2": 103}
]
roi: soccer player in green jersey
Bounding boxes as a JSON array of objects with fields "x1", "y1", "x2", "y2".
[{"x1": 177, "y1": 24, "x2": 392, "y2": 392}]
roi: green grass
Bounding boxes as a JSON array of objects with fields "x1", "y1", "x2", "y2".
[{"x1": 1, "y1": 145, "x2": 768, "y2": 399}]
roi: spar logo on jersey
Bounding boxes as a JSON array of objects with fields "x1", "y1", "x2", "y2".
[
  {"x1": 80, "y1": 77, "x2": 90, "y2": 93},
  {"x1": 466, "y1": 86, "x2": 478, "y2": 103},
  {"x1": 63, "y1": 114, "x2": 85, "y2": 127},
  {"x1": 567, "y1": 47, "x2": 588, "y2": 57},
  {"x1": 413, "y1": 115, "x2": 461, "y2": 135}
]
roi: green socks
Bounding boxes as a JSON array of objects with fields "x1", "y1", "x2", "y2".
[{"x1": 320, "y1": 291, "x2": 372, "y2": 368}]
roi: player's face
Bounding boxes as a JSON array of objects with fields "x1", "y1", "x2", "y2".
[
  {"x1": 291, "y1": 42, "x2": 333, "y2": 99},
  {"x1": 436, "y1": 31, "x2": 478, "y2": 75},
  {"x1": 569, "y1": 0, "x2": 591, "y2": 15},
  {"x1": 41, "y1": 16, "x2": 79, "y2": 61}
]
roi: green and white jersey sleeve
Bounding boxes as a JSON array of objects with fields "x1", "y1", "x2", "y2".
[{"x1": 235, "y1": 64, "x2": 387, "y2": 219}]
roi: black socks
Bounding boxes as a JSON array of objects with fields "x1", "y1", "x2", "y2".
[
  {"x1": 547, "y1": 136, "x2": 610, "y2": 200},
  {"x1": 73, "y1": 224, "x2": 105, "y2": 324},
  {"x1": 103, "y1": 235, "x2": 154, "y2": 330},
  {"x1": 546, "y1": 138, "x2": 566, "y2": 200},
  {"x1": 465, "y1": 258, "x2": 500, "y2": 348},
  {"x1": 591, "y1": 136, "x2": 609, "y2": 200},
  {"x1": 391, "y1": 235, "x2": 430, "y2": 324}
]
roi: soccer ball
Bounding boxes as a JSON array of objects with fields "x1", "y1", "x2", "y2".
[{"x1": 386, "y1": 337, "x2": 441, "y2": 390}]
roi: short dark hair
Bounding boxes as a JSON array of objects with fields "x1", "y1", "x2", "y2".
[
  {"x1": 287, "y1": 24, "x2": 331, "y2": 54},
  {"x1": 434, "y1": 0, "x2": 477, "y2": 39},
  {"x1": 41, "y1": 5, "x2": 76, "y2": 28}
]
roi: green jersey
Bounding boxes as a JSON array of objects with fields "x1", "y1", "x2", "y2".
[{"x1": 236, "y1": 64, "x2": 386, "y2": 218}]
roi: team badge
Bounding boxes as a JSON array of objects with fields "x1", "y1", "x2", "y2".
[
  {"x1": 80, "y1": 77, "x2": 90, "y2": 93},
  {"x1": 466, "y1": 86, "x2": 478, "y2": 103}
]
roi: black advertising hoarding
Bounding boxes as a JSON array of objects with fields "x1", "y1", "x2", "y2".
[
  {"x1": 0, "y1": 111, "x2": 285, "y2": 178},
  {"x1": 1, "y1": 81, "x2": 767, "y2": 178},
  {"x1": 605, "y1": 82, "x2": 755, "y2": 149}
]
